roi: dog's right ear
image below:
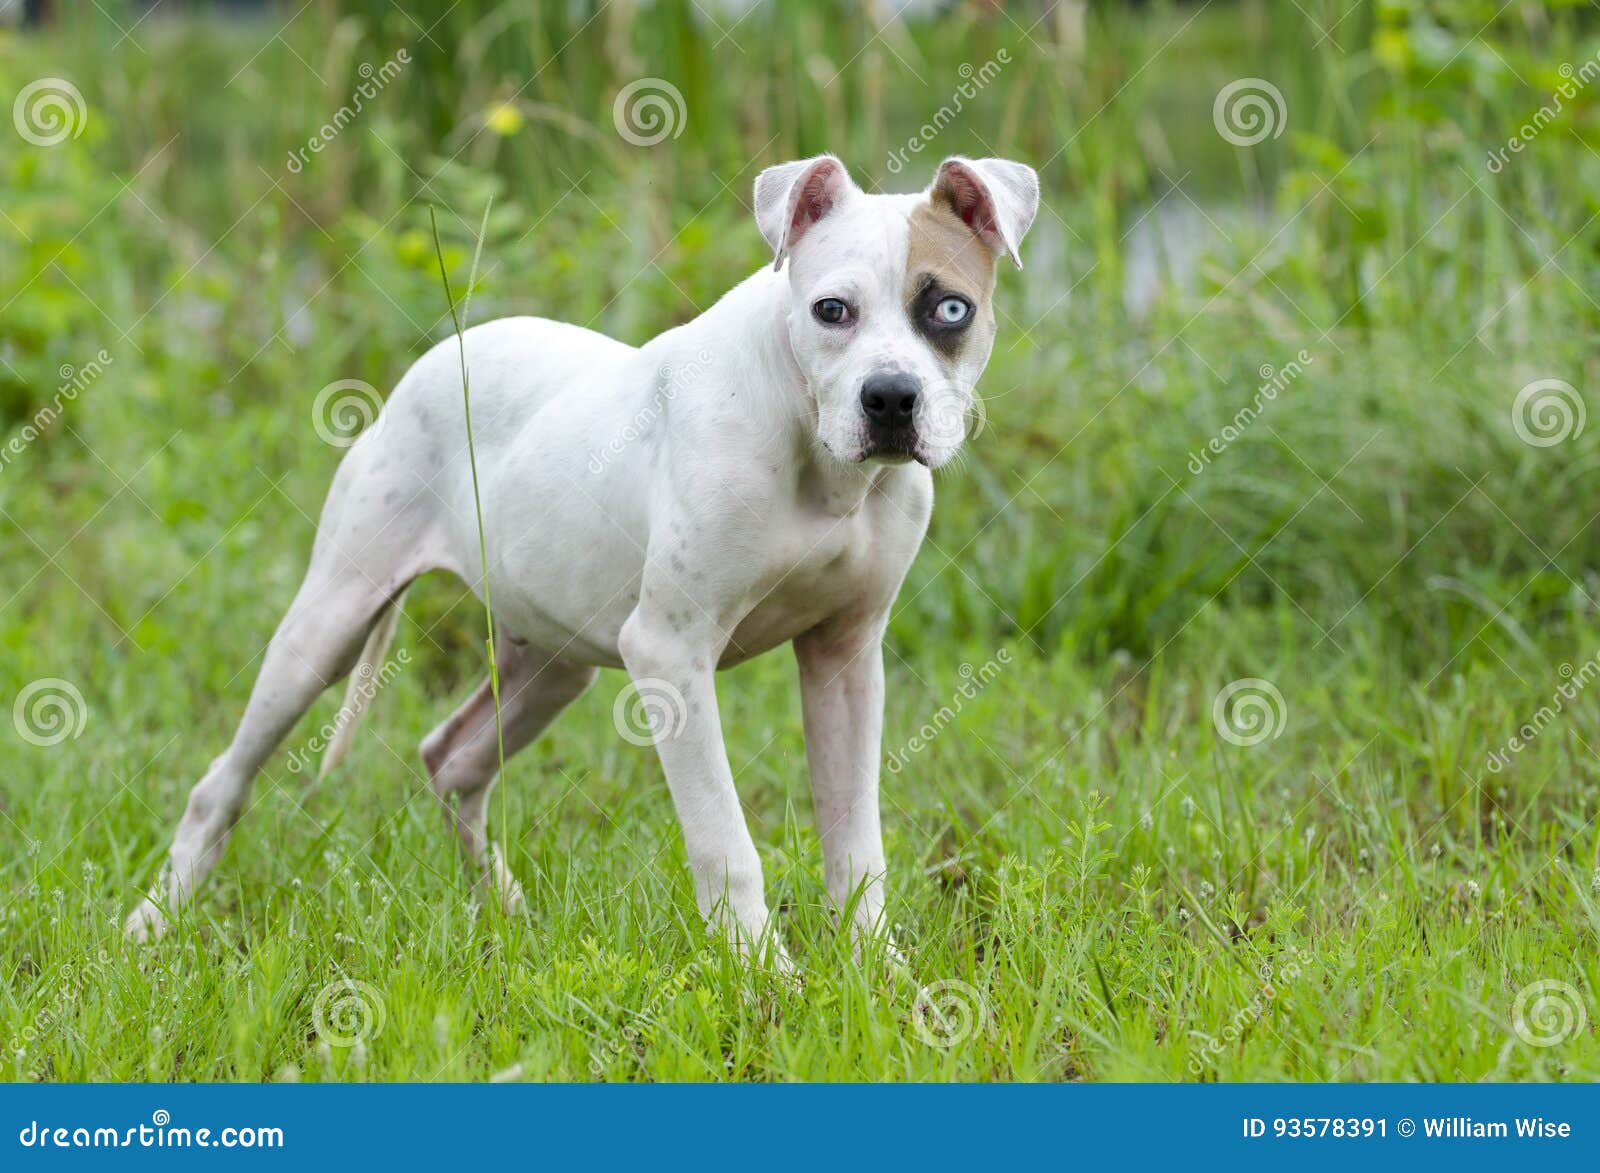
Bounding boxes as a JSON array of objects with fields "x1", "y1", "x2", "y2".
[
  {"x1": 929, "y1": 157, "x2": 1040, "y2": 270},
  {"x1": 754, "y1": 155, "x2": 854, "y2": 271}
]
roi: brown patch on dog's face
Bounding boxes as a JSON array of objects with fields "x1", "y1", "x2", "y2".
[{"x1": 904, "y1": 195, "x2": 998, "y2": 358}]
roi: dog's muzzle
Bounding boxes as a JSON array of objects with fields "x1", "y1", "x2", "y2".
[{"x1": 860, "y1": 371, "x2": 921, "y2": 461}]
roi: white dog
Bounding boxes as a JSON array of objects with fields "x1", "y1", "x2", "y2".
[{"x1": 126, "y1": 154, "x2": 1038, "y2": 962}]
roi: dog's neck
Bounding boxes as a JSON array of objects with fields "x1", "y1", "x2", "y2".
[{"x1": 685, "y1": 266, "x2": 894, "y2": 517}]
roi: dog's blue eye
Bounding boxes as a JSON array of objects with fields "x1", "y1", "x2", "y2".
[
  {"x1": 933, "y1": 296, "x2": 971, "y2": 325},
  {"x1": 813, "y1": 298, "x2": 851, "y2": 325}
]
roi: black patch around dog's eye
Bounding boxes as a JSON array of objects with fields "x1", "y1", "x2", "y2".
[{"x1": 909, "y1": 274, "x2": 975, "y2": 357}]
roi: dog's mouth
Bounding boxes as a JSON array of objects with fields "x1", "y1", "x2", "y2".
[
  {"x1": 861, "y1": 426, "x2": 921, "y2": 465},
  {"x1": 860, "y1": 441, "x2": 921, "y2": 466}
]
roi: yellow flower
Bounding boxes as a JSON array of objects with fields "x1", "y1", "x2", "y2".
[
  {"x1": 1373, "y1": 27, "x2": 1410, "y2": 73},
  {"x1": 485, "y1": 102, "x2": 523, "y2": 137}
]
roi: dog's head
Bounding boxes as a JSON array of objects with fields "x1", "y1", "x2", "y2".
[{"x1": 754, "y1": 154, "x2": 1038, "y2": 468}]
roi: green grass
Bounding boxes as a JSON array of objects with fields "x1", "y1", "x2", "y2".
[{"x1": 4, "y1": 0, "x2": 1600, "y2": 1080}]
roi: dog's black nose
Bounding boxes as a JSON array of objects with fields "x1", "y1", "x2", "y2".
[{"x1": 861, "y1": 372, "x2": 920, "y2": 428}]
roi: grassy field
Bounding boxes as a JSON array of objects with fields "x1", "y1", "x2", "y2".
[{"x1": 4, "y1": 0, "x2": 1600, "y2": 1080}]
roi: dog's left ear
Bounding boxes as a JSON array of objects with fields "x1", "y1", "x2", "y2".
[
  {"x1": 929, "y1": 157, "x2": 1040, "y2": 269},
  {"x1": 754, "y1": 155, "x2": 856, "y2": 271}
]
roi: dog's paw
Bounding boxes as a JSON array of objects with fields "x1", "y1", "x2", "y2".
[
  {"x1": 853, "y1": 930, "x2": 913, "y2": 986},
  {"x1": 122, "y1": 899, "x2": 168, "y2": 943},
  {"x1": 715, "y1": 918, "x2": 801, "y2": 986},
  {"x1": 485, "y1": 848, "x2": 528, "y2": 916},
  {"x1": 740, "y1": 938, "x2": 804, "y2": 1000},
  {"x1": 880, "y1": 935, "x2": 912, "y2": 981},
  {"x1": 768, "y1": 938, "x2": 802, "y2": 987}
]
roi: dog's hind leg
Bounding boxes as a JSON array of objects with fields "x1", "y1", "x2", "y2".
[
  {"x1": 123, "y1": 559, "x2": 405, "y2": 940},
  {"x1": 124, "y1": 430, "x2": 437, "y2": 941},
  {"x1": 419, "y1": 642, "x2": 596, "y2": 911}
]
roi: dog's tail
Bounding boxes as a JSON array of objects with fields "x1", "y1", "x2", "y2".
[{"x1": 318, "y1": 597, "x2": 404, "y2": 781}]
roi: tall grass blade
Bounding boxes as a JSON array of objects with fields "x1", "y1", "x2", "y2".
[{"x1": 429, "y1": 200, "x2": 509, "y2": 908}]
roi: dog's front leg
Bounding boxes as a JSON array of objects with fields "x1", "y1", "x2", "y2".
[
  {"x1": 794, "y1": 618, "x2": 893, "y2": 953},
  {"x1": 618, "y1": 608, "x2": 779, "y2": 964}
]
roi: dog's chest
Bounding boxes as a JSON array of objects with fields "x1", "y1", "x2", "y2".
[{"x1": 721, "y1": 495, "x2": 901, "y2": 665}]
